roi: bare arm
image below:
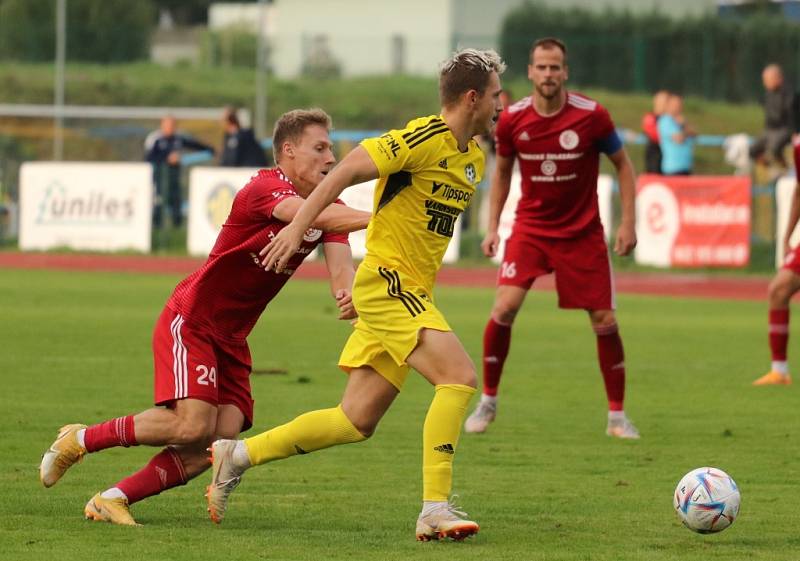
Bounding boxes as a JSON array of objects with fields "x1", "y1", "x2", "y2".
[
  {"x1": 323, "y1": 242, "x2": 358, "y2": 320},
  {"x1": 263, "y1": 146, "x2": 379, "y2": 272},
  {"x1": 482, "y1": 153, "x2": 514, "y2": 258},
  {"x1": 271, "y1": 197, "x2": 371, "y2": 233},
  {"x1": 608, "y1": 147, "x2": 637, "y2": 256},
  {"x1": 783, "y1": 182, "x2": 800, "y2": 255}
]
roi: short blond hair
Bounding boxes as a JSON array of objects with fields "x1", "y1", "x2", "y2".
[
  {"x1": 272, "y1": 108, "x2": 332, "y2": 163},
  {"x1": 439, "y1": 48, "x2": 506, "y2": 107}
]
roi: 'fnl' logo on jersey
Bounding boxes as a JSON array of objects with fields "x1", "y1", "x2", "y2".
[{"x1": 378, "y1": 133, "x2": 401, "y2": 159}]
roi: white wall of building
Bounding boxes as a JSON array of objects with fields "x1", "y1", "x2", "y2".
[{"x1": 271, "y1": 0, "x2": 453, "y2": 78}]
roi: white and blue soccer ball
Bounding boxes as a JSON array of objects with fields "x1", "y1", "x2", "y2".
[{"x1": 673, "y1": 467, "x2": 740, "y2": 534}]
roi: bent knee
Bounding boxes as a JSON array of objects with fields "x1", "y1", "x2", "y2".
[
  {"x1": 492, "y1": 303, "x2": 520, "y2": 325},
  {"x1": 174, "y1": 420, "x2": 216, "y2": 445}
]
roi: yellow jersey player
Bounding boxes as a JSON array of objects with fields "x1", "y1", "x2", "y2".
[{"x1": 206, "y1": 48, "x2": 505, "y2": 541}]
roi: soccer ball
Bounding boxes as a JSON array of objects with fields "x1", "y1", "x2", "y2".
[{"x1": 673, "y1": 467, "x2": 740, "y2": 534}]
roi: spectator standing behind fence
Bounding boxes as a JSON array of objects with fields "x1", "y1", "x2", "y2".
[
  {"x1": 750, "y1": 64, "x2": 798, "y2": 170},
  {"x1": 145, "y1": 116, "x2": 214, "y2": 228},
  {"x1": 641, "y1": 90, "x2": 669, "y2": 174},
  {"x1": 657, "y1": 93, "x2": 696, "y2": 176},
  {"x1": 220, "y1": 107, "x2": 269, "y2": 168}
]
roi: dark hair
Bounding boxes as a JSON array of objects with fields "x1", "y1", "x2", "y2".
[
  {"x1": 224, "y1": 106, "x2": 240, "y2": 128},
  {"x1": 530, "y1": 37, "x2": 567, "y2": 63},
  {"x1": 272, "y1": 108, "x2": 332, "y2": 163},
  {"x1": 438, "y1": 48, "x2": 506, "y2": 107}
]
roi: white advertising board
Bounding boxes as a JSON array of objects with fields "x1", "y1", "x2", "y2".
[
  {"x1": 187, "y1": 167, "x2": 260, "y2": 256},
  {"x1": 19, "y1": 162, "x2": 153, "y2": 252}
]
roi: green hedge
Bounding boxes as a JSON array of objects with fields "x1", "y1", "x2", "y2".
[
  {"x1": 501, "y1": 3, "x2": 800, "y2": 102},
  {"x1": 0, "y1": 0, "x2": 154, "y2": 63}
]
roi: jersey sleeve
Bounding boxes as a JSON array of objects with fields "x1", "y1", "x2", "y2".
[
  {"x1": 247, "y1": 176, "x2": 300, "y2": 221},
  {"x1": 593, "y1": 105, "x2": 617, "y2": 140},
  {"x1": 360, "y1": 120, "x2": 444, "y2": 177},
  {"x1": 320, "y1": 199, "x2": 351, "y2": 245},
  {"x1": 493, "y1": 111, "x2": 515, "y2": 158}
]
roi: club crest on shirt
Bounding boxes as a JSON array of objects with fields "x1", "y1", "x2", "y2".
[
  {"x1": 303, "y1": 228, "x2": 322, "y2": 242},
  {"x1": 559, "y1": 129, "x2": 579, "y2": 150},
  {"x1": 541, "y1": 160, "x2": 557, "y2": 176},
  {"x1": 464, "y1": 163, "x2": 477, "y2": 185}
]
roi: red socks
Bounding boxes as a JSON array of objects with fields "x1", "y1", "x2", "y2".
[
  {"x1": 482, "y1": 318, "x2": 512, "y2": 396},
  {"x1": 769, "y1": 308, "x2": 790, "y2": 361},
  {"x1": 84, "y1": 415, "x2": 137, "y2": 452},
  {"x1": 115, "y1": 447, "x2": 188, "y2": 505},
  {"x1": 594, "y1": 323, "x2": 625, "y2": 411}
]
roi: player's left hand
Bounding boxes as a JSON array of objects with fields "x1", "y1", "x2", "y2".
[
  {"x1": 614, "y1": 223, "x2": 637, "y2": 256},
  {"x1": 335, "y1": 289, "x2": 356, "y2": 320}
]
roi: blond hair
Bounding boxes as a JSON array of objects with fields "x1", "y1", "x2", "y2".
[
  {"x1": 272, "y1": 108, "x2": 332, "y2": 163},
  {"x1": 439, "y1": 48, "x2": 506, "y2": 107}
]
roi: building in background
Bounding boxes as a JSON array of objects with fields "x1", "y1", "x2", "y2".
[{"x1": 208, "y1": 0, "x2": 717, "y2": 79}]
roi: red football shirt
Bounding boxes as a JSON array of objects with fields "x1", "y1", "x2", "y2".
[
  {"x1": 167, "y1": 168, "x2": 349, "y2": 341},
  {"x1": 794, "y1": 137, "x2": 800, "y2": 177},
  {"x1": 495, "y1": 91, "x2": 616, "y2": 238}
]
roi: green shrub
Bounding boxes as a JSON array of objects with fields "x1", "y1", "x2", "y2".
[{"x1": 0, "y1": 0, "x2": 154, "y2": 63}]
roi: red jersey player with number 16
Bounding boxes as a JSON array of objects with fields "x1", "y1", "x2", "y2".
[
  {"x1": 39, "y1": 109, "x2": 371, "y2": 525},
  {"x1": 464, "y1": 37, "x2": 641, "y2": 438}
]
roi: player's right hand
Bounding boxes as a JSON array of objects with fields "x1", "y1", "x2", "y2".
[
  {"x1": 481, "y1": 231, "x2": 500, "y2": 258},
  {"x1": 260, "y1": 223, "x2": 303, "y2": 272},
  {"x1": 784, "y1": 238, "x2": 793, "y2": 257}
]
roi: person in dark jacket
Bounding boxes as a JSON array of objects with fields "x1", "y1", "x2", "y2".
[
  {"x1": 750, "y1": 64, "x2": 798, "y2": 168},
  {"x1": 220, "y1": 107, "x2": 269, "y2": 168},
  {"x1": 145, "y1": 116, "x2": 214, "y2": 228}
]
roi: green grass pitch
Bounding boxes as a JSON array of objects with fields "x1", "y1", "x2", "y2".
[{"x1": 1, "y1": 268, "x2": 798, "y2": 561}]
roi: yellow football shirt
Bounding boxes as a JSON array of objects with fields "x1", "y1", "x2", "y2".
[{"x1": 359, "y1": 115, "x2": 484, "y2": 291}]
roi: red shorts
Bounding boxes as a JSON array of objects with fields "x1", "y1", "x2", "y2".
[
  {"x1": 152, "y1": 307, "x2": 254, "y2": 430},
  {"x1": 498, "y1": 226, "x2": 615, "y2": 310},
  {"x1": 782, "y1": 245, "x2": 800, "y2": 275}
]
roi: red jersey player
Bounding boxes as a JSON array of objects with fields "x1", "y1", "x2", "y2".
[
  {"x1": 754, "y1": 137, "x2": 800, "y2": 386},
  {"x1": 39, "y1": 109, "x2": 371, "y2": 525},
  {"x1": 464, "y1": 37, "x2": 640, "y2": 438}
]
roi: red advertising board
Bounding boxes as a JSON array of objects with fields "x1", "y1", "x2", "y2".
[{"x1": 635, "y1": 175, "x2": 751, "y2": 268}]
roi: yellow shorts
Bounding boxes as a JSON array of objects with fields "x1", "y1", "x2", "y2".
[{"x1": 338, "y1": 262, "x2": 451, "y2": 390}]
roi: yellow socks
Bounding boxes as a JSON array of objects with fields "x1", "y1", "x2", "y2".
[
  {"x1": 244, "y1": 404, "x2": 366, "y2": 466},
  {"x1": 422, "y1": 384, "x2": 476, "y2": 501}
]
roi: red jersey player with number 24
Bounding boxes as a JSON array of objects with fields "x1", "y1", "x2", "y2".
[
  {"x1": 464, "y1": 37, "x2": 640, "y2": 439},
  {"x1": 39, "y1": 109, "x2": 371, "y2": 525}
]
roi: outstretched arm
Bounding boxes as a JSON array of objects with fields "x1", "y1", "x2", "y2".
[
  {"x1": 262, "y1": 146, "x2": 379, "y2": 272},
  {"x1": 608, "y1": 147, "x2": 637, "y2": 256},
  {"x1": 271, "y1": 198, "x2": 371, "y2": 234}
]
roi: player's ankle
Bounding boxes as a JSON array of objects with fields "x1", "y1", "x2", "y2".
[{"x1": 232, "y1": 440, "x2": 252, "y2": 469}]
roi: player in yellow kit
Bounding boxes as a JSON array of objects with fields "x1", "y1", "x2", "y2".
[{"x1": 206, "y1": 48, "x2": 505, "y2": 541}]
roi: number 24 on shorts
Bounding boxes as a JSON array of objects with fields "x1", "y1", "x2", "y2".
[{"x1": 196, "y1": 365, "x2": 217, "y2": 387}]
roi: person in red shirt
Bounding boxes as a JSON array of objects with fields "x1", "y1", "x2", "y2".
[
  {"x1": 39, "y1": 108, "x2": 371, "y2": 525},
  {"x1": 754, "y1": 138, "x2": 800, "y2": 386},
  {"x1": 464, "y1": 37, "x2": 640, "y2": 438}
]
